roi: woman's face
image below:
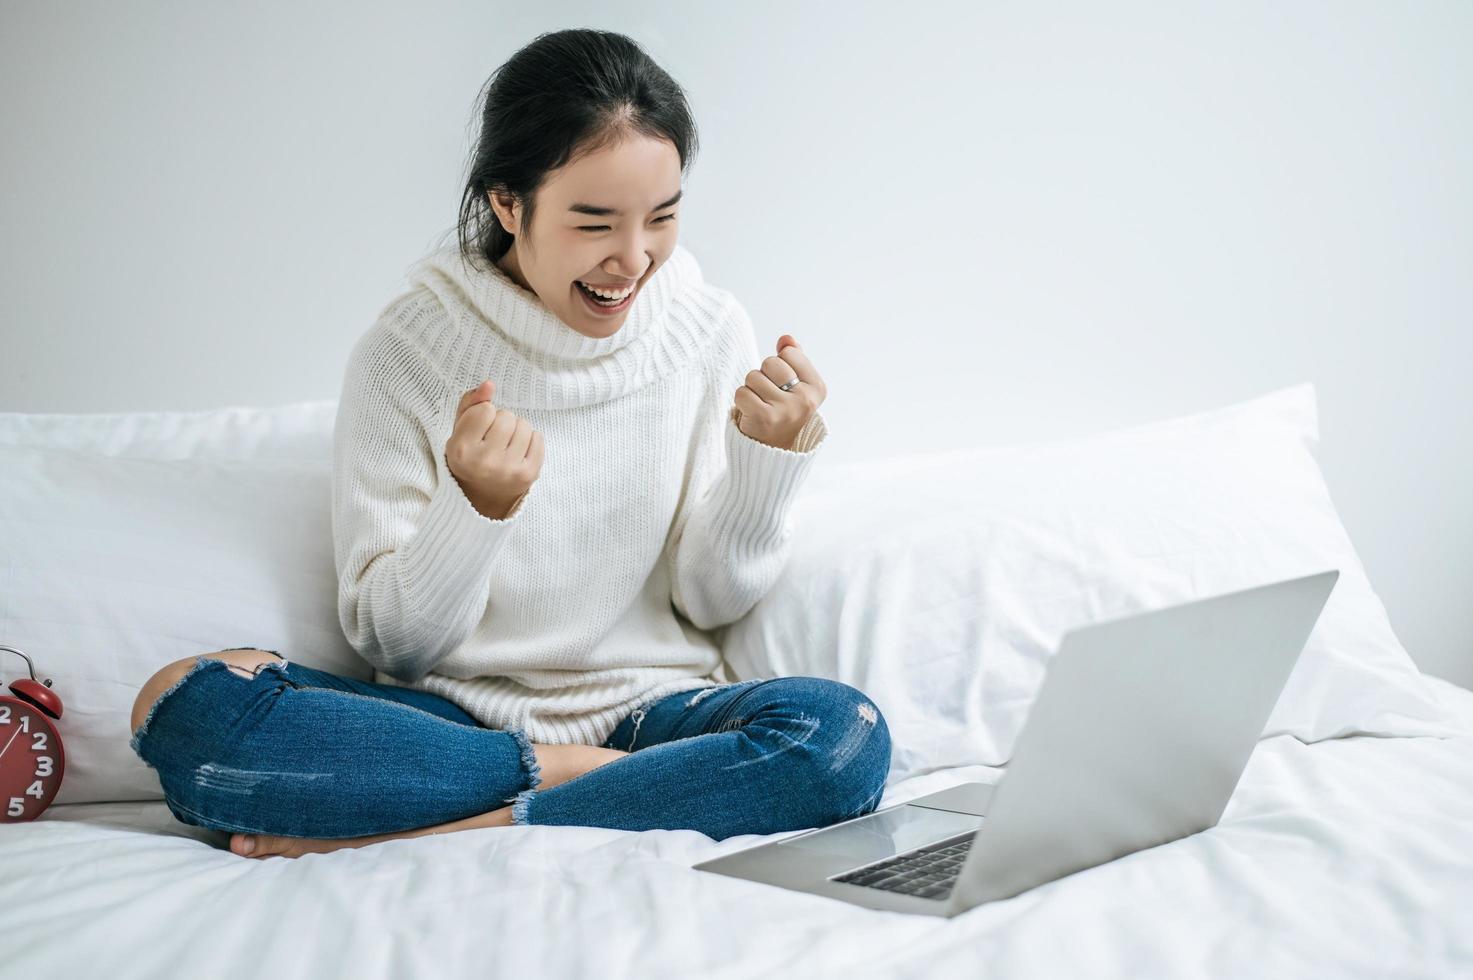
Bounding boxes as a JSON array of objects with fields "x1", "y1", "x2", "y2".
[{"x1": 489, "y1": 133, "x2": 683, "y2": 339}]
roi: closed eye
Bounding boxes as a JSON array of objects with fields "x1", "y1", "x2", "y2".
[{"x1": 579, "y1": 213, "x2": 679, "y2": 232}]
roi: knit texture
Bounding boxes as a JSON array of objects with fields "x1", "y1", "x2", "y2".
[{"x1": 331, "y1": 242, "x2": 828, "y2": 745}]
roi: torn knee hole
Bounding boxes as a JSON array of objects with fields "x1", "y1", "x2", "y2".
[{"x1": 223, "y1": 659, "x2": 290, "y2": 682}]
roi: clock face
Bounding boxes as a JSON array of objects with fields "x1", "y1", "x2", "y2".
[{"x1": 0, "y1": 697, "x2": 64, "y2": 821}]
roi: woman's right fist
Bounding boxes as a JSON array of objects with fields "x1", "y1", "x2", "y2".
[{"x1": 445, "y1": 380, "x2": 544, "y2": 520}]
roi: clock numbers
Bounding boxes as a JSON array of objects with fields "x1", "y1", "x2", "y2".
[{"x1": 2, "y1": 701, "x2": 64, "y2": 821}]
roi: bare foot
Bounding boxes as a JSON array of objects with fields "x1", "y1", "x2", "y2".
[
  {"x1": 228, "y1": 801, "x2": 521, "y2": 859},
  {"x1": 228, "y1": 744, "x2": 633, "y2": 859},
  {"x1": 229, "y1": 828, "x2": 406, "y2": 859}
]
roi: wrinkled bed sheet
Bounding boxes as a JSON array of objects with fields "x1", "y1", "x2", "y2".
[{"x1": 5, "y1": 677, "x2": 1473, "y2": 980}]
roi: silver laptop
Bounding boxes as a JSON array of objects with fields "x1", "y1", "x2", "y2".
[{"x1": 693, "y1": 569, "x2": 1340, "y2": 917}]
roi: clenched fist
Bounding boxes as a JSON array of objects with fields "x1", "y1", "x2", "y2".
[
  {"x1": 732, "y1": 334, "x2": 828, "y2": 451},
  {"x1": 445, "y1": 380, "x2": 544, "y2": 520}
]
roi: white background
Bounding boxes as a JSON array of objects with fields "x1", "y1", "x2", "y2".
[{"x1": 2, "y1": 1, "x2": 1468, "y2": 686}]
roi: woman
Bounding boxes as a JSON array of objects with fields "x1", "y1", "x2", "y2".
[{"x1": 129, "y1": 28, "x2": 891, "y2": 860}]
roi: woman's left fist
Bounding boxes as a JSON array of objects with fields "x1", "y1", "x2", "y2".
[{"x1": 732, "y1": 333, "x2": 828, "y2": 451}]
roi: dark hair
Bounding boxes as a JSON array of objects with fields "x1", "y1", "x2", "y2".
[{"x1": 451, "y1": 29, "x2": 700, "y2": 270}]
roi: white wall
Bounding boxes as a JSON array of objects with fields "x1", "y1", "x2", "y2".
[{"x1": 3, "y1": 1, "x2": 1469, "y2": 687}]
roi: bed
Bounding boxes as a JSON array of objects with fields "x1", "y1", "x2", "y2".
[
  {"x1": 7, "y1": 675, "x2": 1473, "y2": 979},
  {"x1": 3, "y1": 382, "x2": 1470, "y2": 978}
]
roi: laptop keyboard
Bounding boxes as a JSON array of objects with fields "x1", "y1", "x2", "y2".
[{"x1": 829, "y1": 830, "x2": 976, "y2": 899}]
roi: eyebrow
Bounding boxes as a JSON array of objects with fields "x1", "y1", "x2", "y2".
[{"x1": 567, "y1": 190, "x2": 683, "y2": 217}]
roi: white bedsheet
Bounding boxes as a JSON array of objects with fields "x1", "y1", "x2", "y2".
[{"x1": 7, "y1": 676, "x2": 1473, "y2": 980}]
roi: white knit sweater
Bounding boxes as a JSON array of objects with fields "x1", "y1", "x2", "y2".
[{"x1": 331, "y1": 242, "x2": 828, "y2": 745}]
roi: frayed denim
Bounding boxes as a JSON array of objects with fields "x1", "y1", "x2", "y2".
[
  {"x1": 130, "y1": 651, "x2": 540, "y2": 839},
  {"x1": 130, "y1": 651, "x2": 891, "y2": 842}
]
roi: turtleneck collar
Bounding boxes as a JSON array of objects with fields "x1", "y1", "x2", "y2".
[
  {"x1": 395, "y1": 241, "x2": 722, "y2": 411},
  {"x1": 407, "y1": 242, "x2": 694, "y2": 364}
]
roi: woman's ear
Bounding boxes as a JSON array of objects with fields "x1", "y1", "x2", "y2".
[{"x1": 488, "y1": 190, "x2": 519, "y2": 235}]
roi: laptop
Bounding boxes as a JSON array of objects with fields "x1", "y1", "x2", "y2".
[{"x1": 692, "y1": 569, "x2": 1340, "y2": 917}]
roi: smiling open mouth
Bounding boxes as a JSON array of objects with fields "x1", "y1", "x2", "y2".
[{"x1": 575, "y1": 279, "x2": 637, "y2": 313}]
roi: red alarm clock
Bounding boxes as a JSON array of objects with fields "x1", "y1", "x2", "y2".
[{"x1": 0, "y1": 645, "x2": 66, "y2": 822}]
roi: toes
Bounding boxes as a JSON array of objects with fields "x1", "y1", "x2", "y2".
[{"x1": 230, "y1": 832, "x2": 282, "y2": 858}]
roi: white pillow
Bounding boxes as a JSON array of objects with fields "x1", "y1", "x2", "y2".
[
  {"x1": 716, "y1": 383, "x2": 1464, "y2": 786},
  {"x1": 0, "y1": 399, "x2": 337, "y2": 460},
  {"x1": 0, "y1": 443, "x2": 364, "y2": 806}
]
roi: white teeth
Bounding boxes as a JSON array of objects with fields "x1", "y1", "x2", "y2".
[{"x1": 578, "y1": 280, "x2": 634, "y2": 300}]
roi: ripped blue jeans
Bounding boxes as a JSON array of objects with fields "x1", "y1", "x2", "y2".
[{"x1": 129, "y1": 650, "x2": 893, "y2": 842}]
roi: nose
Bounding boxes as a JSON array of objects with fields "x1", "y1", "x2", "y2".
[{"x1": 601, "y1": 229, "x2": 654, "y2": 281}]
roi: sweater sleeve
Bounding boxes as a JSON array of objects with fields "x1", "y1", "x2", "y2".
[
  {"x1": 666, "y1": 298, "x2": 829, "y2": 632},
  {"x1": 332, "y1": 326, "x2": 532, "y2": 683}
]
